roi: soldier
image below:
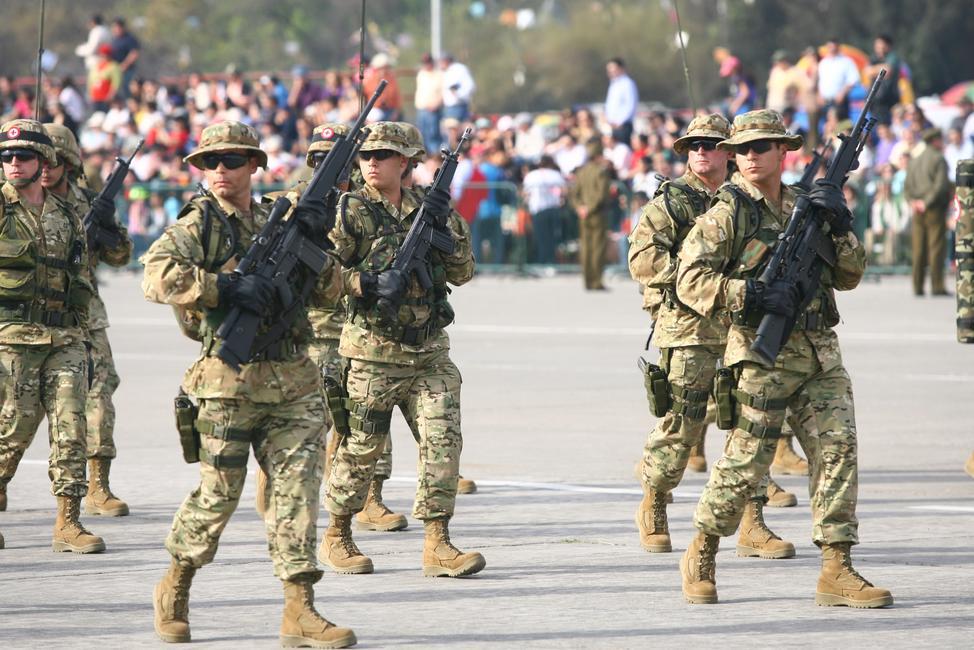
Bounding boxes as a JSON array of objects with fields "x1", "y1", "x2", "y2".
[
  {"x1": 142, "y1": 121, "x2": 355, "y2": 647},
  {"x1": 676, "y1": 109, "x2": 892, "y2": 608},
  {"x1": 954, "y1": 158, "x2": 974, "y2": 479},
  {"x1": 570, "y1": 137, "x2": 611, "y2": 291},
  {"x1": 904, "y1": 128, "x2": 952, "y2": 296},
  {"x1": 0, "y1": 119, "x2": 104, "y2": 553},
  {"x1": 630, "y1": 114, "x2": 794, "y2": 561},
  {"x1": 318, "y1": 122, "x2": 485, "y2": 578},
  {"x1": 41, "y1": 123, "x2": 132, "y2": 517}
]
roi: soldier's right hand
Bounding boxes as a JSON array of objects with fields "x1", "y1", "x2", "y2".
[
  {"x1": 749, "y1": 279, "x2": 799, "y2": 317},
  {"x1": 217, "y1": 273, "x2": 276, "y2": 314},
  {"x1": 361, "y1": 269, "x2": 407, "y2": 304},
  {"x1": 91, "y1": 196, "x2": 118, "y2": 228}
]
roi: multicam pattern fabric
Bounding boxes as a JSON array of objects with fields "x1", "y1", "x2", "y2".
[
  {"x1": 717, "y1": 109, "x2": 803, "y2": 151},
  {"x1": 0, "y1": 119, "x2": 57, "y2": 165},
  {"x1": 85, "y1": 328, "x2": 120, "y2": 458},
  {"x1": 956, "y1": 160, "x2": 974, "y2": 342},
  {"x1": 306, "y1": 122, "x2": 350, "y2": 168},
  {"x1": 358, "y1": 121, "x2": 423, "y2": 158},
  {"x1": 43, "y1": 123, "x2": 83, "y2": 169},
  {"x1": 184, "y1": 120, "x2": 268, "y2": 169},
  {"x1": 672, "y1": 113, "x2": 731, "y2": 155}
]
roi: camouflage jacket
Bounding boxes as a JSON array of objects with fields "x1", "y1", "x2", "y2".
[
  {"x1": 330, "y1": 183, "x2": 474, "y2": 365},
  {"x1": 63, "y1": 181, "x2": 133, "y2": 331},
  {"x1": 141, "y1": 193, "x2": 323, "y2": 403},
  {"x1": 676, "y1": 173, "x2": 865, "y2": 370},
  {"x1": 628, "y1": 170, "x2": 727, "y2": 347},
  {"x1": 0, "y1": 182, "x2": 91, "y2": 347}
]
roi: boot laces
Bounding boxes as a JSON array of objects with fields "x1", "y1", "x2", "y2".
[
  {"x1": 336, "y1": 523, "x2": 363, "y2": 558},
  {"x1": 64, "y1": 499, "x2": 94, "y2": 536},
  {"x1": 699, "y1": 537, "x2": 718, "y2": 581},
  {"x1": 171, "y1": 566, "x2": 194, "y2": 617},
  {"x1": 749, "y1": 502, "x2": 779, "y2": 541},
  {"x1": 651, "y1": 492, "x2": 668, "y2": 530},
  {"x1": 837, "y1": 550, "x2": 874, "y2": 587}
]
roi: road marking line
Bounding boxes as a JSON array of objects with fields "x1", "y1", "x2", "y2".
[{"x1": 907, "y1": 505, "x2": 974, "y2": 513}]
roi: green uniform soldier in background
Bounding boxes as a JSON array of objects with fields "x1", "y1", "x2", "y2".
[
  {"x1": 42, "y1": 123, "x2": 133, "y2": 517},
  {"x1": 142, "y1": 120, "x2": 355, "y2": 647},
  {"x1": 319, "y1": 122, "x2": 485, "y2": 578},
  {"x1": 630, "y1": 114, "x2": 795, "y2": 561},
  {"x1": 0, "y1": 119, "x2": 104, "y2": 554},
  {"x1": 904, "y1": 128, "x2": 952, "y2": 296},
  {"x1": 570, "y1": 138, "x2": 611, "y2": 291},
  {"x1": 953, "y1": 158, "x2": 974, "y2": 478},
  {"x1": 675, "y1": 109, "x2": 892, "y2": 608}
]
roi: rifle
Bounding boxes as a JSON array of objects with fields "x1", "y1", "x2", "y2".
[
  {"x1": 792, "y1": 146, "x2": 825, "y2": 193},
  {"x1": 749, "y1": 70, "x2": 885, "y2": 366},
  {"x1": 375, "y1": 128, "x2": 472, "y2": 320},
  {"x1": 83, "y1": 139, "x2": 143, "y2": 252},
  {"x1": 215, "y1": 80, "x2": 387, "y2": 371}
]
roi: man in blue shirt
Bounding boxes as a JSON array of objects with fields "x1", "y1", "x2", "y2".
[
  {"x1": 605, "y1": 57, "x2": 638, "y2": 145},
  {"x1": 110, "y1": 17, "x2": 140, "y2": 100}
]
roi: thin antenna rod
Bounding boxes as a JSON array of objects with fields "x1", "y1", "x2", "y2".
[
  {"x1": 34, "y1": 0, "x2": 47, "y2": 121},
  {"x1": 673, "y1": 0, "x2": 696, "y2": 113},
  {"x1": 359, "y1": 0, "x2": 366, "y2": 112}
]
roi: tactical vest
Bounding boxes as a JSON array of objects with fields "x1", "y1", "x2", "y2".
[
  {"x1": 718, "y1": 183, "x2": 838, "y2": 331},
  {"x1": 0, "y1": 192, "x2": 90, "y2": 328},
  {"x1": 654, "y1": 178, "x2": 711, "y2": 250},
  {"x1": 341, "y1": 191, "x2": 454, "y2": 345}
]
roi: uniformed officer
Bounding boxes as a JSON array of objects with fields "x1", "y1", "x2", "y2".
[
  {"x1": 0, "y1": 119, "x2": 104, "y2": 553},
  {"x1": 41, "y1": 122, "x2": 133, "y2": 517},
  {"x1": 675, "y1": 109, "x2": 892, "y2": 608},
  {"x1": 142, "y1": 120, "x2": 355, "y2": 647},
  {"x1": 318, "y1": 122, "x2": 485, "y2": 578},
  {"x1": 570, "y1": 137, "x2": 611, "y2": 290}
]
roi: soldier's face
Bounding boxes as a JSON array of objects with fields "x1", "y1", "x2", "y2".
[
  {"x1": 687, "y1": 141, "x2": 732, "y2": 177},
  {"x1": 1, "y1": 152, "x2": 42, "y2": 183},
  {"x1": 358, "y1": 149, "x2": 408, "y2": 193},
  {"x1": 736, "y1": 141, "x2": 786, "y2": 185},
  {"x1": 41, "y1": 158, "x2": 66, "y2": 188},
  {"x1": 202, "y1": 149, "x2": 257, "y2": 200}
]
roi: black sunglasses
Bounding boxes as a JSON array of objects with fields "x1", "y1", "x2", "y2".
[
  {"x1": 685, "y1": 139, "x2": 718, "y2": 152},
  {"x1": 200, "y1": 152, "x2": 251, "y2": 170},
  {"x1": 733, "y1": 140, "x2": 776, "y2": 156},
  {"x1": 311, "y1": 151, "x2": 329, "y2": 167},
  {"x1": 0, "y1": 148, "x2": 39, "y2": 163},
  {"x1": 359, "y1": 149, "x2": 398, "y2": 162}
]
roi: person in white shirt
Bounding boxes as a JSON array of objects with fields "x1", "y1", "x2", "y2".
[
  {"x1": 522, "y1": 155, "x2": 567, "y2": 264},
  {"x1": 817, "y1": 39, "x2": 861, "y2": 119},
  {"x1": 605, "y1": 57, "x2": 639, "y2": 145},
  {"x1": 945, "y1": 126, "x2": 974, "y2": 182},
  {"x1": 75, "y1": 14, "x2": 112, "y2": 72},
  {"x1": 440, "y1": 54, "x2": 475, "y2": 122}
]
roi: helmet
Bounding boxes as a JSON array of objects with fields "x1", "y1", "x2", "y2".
[
  {"x1": 396, "y1": 122, "x2": 427, "y2": 162},
  {"x1": 43, "y1": 123, "x2": 83, "y2": 169},
  {"x1": 306, "y1": 122, "x2": 349, "y2": 168},
  {"x1": 0, "y1": 119, "x2": 57, "y2": 166}
]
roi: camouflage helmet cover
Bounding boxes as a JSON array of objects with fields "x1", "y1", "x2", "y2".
[
  {"x1": 358, "y1": 121, "x2": 416, "y2": 158},
  {"x1": 673, "y1": 113, "x2": 732, "y2": 155},
  {"x1": 43, "y1": 122, "x2": 83, "y2": 169},
  {"x1": 306, "y1": 122, "x2": 349, "y2": 168},
  {"x1": 184, "y1": 120, "x2": 267, "y2": 169},
  {"x1": 718, "y1": 109, "x2": 804, "y2": 152},
  {"x1": 396, "y1": 122, "x2": 427, "y2": 161},
  {"x1": 0, "y1": 119, "x2": 57, "y2": 166}
]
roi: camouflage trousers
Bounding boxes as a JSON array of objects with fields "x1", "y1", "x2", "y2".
[
  {"x1": 325, "y1": 350, "x2": 462, "y2": 520},
  {"x1": 166, "y1": 392, "x2": 325, "y2": 580},
  {"x1": 0, "y1": 342, "x2": 88, "y2": 497},
  {"x1": 307, "y1": 337, "x2": 392, "y2": 478},
  {"x1": 694, "y1": 357, "x2": 859, "y2": 546},
  {"x1": 86, "y1": 327, "x2": 120, "y2": 459}
]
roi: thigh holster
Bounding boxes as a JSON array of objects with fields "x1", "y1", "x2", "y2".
[
  {"x1": 638, "y1": 350, "x2": 671, "y2": 418},
  {"x1": 731, "y1": 390, "x2": 789, "y2": 439},
  {"x1": 668, "y1": 383, "x2": 709, "y2": 420},
  {"x1": 196, "y1": 419, "x2": 256, "y2": 469},
  {"x1": 346, "y1": 401, "x2": 393, "y2": 435}
]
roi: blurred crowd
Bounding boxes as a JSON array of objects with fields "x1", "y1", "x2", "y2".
[{"x1": 2, "y1": 16, "x2": 972, "y2": 269}]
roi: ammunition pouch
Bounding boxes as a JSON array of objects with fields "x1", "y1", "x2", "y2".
[
  {"x1": 346, "y1": 400, "x2": 393, "y2": 435},
  {"x1": 322, "y1": 375, "x2": 351, "y2": 438},
  {"x1": 638, "y1": 356, "x2": 670, "y2": 418},
  {"x1": 712, "y1": 366, "x2": 737, "y2": 430},
  {"x1": 0, "y1": 237, "x2": 37, "y2": 302},
  {"x1": 174, "y1": 390, "x2": 201, "y2": 464}
]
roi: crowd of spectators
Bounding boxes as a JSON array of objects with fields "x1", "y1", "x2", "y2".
[{"x1": 1, "y1": 17, "x2": 971, "y2": 269}]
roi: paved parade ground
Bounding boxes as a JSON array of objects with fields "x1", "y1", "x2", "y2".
[{"x1": 1, "y1": 271, "x2": 972, "y2": 649}]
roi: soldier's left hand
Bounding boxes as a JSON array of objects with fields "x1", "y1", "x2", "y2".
[
  {"x1": 292, "y1": 199, "x2": 332, "y2": 248},
  {"x1": 808, "y1": 180, "x2": 852, "y2": 235},
  {"x1": 422, "y1": 187, "x2": 452, "y2": 224},
  {"x1": 92, "y1": 196, "x2": 117, "y2": 228}
]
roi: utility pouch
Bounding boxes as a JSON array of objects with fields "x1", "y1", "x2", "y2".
[
  {"x1": 638, "y1": 356, "x2": 670, "y2": 418},
  {"x1": 174, "y1": 389, "x2": 201, "y2": 464},
  {"x1": 322, "y1": 375, "x2": 351, "y2": 438},
  {"x1": 712, "y1": 367, "x2": 737, "y2": 430}
]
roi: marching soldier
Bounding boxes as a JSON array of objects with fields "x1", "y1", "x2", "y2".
[
  {"x1": 318, "y1": 122, "x2": 485, "y2": 578},
  {"x1": 954, "y1": 158, "x2": 974, "y2": 478},
  {"x1": 675, "y1": 109, "x2": 892, "y2": 608},
  {"x1": 42, "y1": 122, "x2": 132, "y2": 517},
  {"x1": 142, "y1": 120, "x2": 355, "y2": 647},
  {"x1": 0, "y1": 119, "x2": 104, "y2": 553}
]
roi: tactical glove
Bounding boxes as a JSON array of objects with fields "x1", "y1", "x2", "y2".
[
  {"x1": 360, "y1": 269, "x2": 407, "y2": 304},
  {"x1": 91, "y1": 196, "x2": 118, "y2": 229},
  {"x1": 291, "y1": 198, "x2": 332, "y2": 247},
  {"x1": 808, "y1": 179, "x2": 853, "y2": 236},
  {"x1": 421, "y1": 187, "x2": 452, "y2": 226},
  {"x1": 217, "y1": 273, "x2": 276, "y2": 314}
]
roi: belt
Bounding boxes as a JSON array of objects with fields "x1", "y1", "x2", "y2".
[{"x1": 0, "y1": 303, "x2": 78, "y2": 328}]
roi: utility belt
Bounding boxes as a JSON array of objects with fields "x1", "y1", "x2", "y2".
[
  {"x1": 731, "y1": 304, "x2": 829, "y2": 331},
  {"x1": 0, "y1": 302, "x2": 80, "y2": 328},
  {"x1": 202, "y1": 332, "x2": 302, "y2": 364},
  {"x1": 350, "y1": 311, "x2": 441, "y2": 346}
]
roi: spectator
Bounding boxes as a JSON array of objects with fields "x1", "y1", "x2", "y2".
[
  {"x1": 75, "y1": 14, "x2": 112, "y2": 72},
  {"x1": 602, "y1": 130, "x2": 632, "y2": 179},
  {"x1": 522, "y1": 155, "x2": 567, "y2": 264},
  {"x1": 817, "y1": 38, "x2": 860, "y2": 120},
  {"x1": 288, "y1": 65, "x2": 323, "y2": 113},
  {"x1": 864, "y1": 34, "x2": 901, "y2": 125},
  {"x1": 604, "y1": 57, "x2": 638, "y2": 145},
  {"x1": 720, "y1": 55, "x2": 756, "y2": 118},
  {"x1": 944, "y1": 126, "x2": 973, "y2": 182},
  {"x1": 88, "y1": 45, "x2": 121, "y2": 112},
  {"x1": 472, "y1": 145, "x2": 510, "y2": 264},
  {"x1": 904, "y1": 128, "x2": 952, "y2": 296},
  {"x1": 110, "y1": 17, "x2": 141, "y2": 100},
  {"x1": 363, "y1": 53, "x2": 402, "y2": 121},
  {"x1": 766, "y1": 50, "x2": 807, "y2": 114},
  {"x1": 440, "y1": 54, "x2": 475, "y2": 122},
  {"x1": 867, "y1": 163, "x2": 909, "y2": 266},
  {"x1": 57, "y1": 76, "x2": 87, "y2": 128},
  {"x1": 951, "y1": 97, "x2": 974, "y2": 144},
  {"x1": 873, "y1": 122, "x2": 898, "y2": 169},
  {"x1": 414, "y1": 53, "x2": 443, "y2": 152}
]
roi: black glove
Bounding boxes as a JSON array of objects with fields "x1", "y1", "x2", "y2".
[
  {"x1": 217, "y1": 273, "x2": 276, "y2": 314},
  {"x1": 421, "y1": 188, "x2": 452, "y2": 226},
  {"x1": 91, "y1": 196, "x2": 117, "y2": 229},
  {"x1": 291, "y1": 199, "x2": 331, "y2": 246},
  {"x1": 747, "y1": 279, "x2": 800, "y2": 317},
  {"x1": 360, "y1": 269, "x2": 407, "y2": 304},
  {"x1": 807, "y1": 179, "x2": 853, "y2": 236}
]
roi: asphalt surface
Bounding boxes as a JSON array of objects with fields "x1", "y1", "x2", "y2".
[{"x1": 1, "y1": 270, "x2": 972, "y2": 649}]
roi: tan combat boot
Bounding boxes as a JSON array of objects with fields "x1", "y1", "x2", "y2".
[
  {"x1": 766, "y1": 477, "x2": 797, "y2": 508},
  {"x1": 965, "y1": 451, "x2": 974, "y2": 479},
  {"x1": 355, "y1": 479, "x2": 407, "y2": 531},
  {"x1": 153, "y1": 558, "x2": 195, "y2": 643},
  {"x1": 771, "y1": 436, "x2": 809, "y2": 475},
  {"x1": 280, "y1": 574, "x2": 357, "y2": 648},
  {"x1": 318, "y1": 514, "x2": 374, "y2": 574},
  {"x1": 457, "y1": 475, "x2": 478, "y2": 494},
  {"x1": 84, "y1": 458, "x2": 129, "y2": 516},
  {"x1": 687, "y1": 439, "x2": 707, "y2": 473},
  {"x1": 635, "y1": 487, "x2": 672, "y2": 552},
  {"x1": 736, "y1": 498, "x2": 796, "y2": 559},
  {"x1": 680, "y1": 531, "x2": 720, "y2": 604},
  {"x1": 422, "y1": 518, "x2": 486, "y2": 578},
  {"x1": 815, "y1": 543, "x2": 893, "y2": 608},
  {"x1": 52, "y1": 496, "x2": 105, "y2": 553},
  {"x1": 255, "y1": 466, "x2": 269, "y2": 517}
]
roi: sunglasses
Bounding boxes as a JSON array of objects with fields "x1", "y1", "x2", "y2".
[
  {"x1": 311, "y1": 151, "x2": 329, "y2": 167},
  {"x1": 0, "y1": 148, "x2": 39, "y2": 163},
  {"x1": 685, "y1": 139, "x2": 718, "y2": 152},
  {"x1": 200, "y1": 152, "x2": 251, "y2": 170},
  {"x1": 359, "y1": 149, "x2": 398, "y2": 162},
  {"x1": 733, "y1": 140, "x2": 776, "y2": 156}
]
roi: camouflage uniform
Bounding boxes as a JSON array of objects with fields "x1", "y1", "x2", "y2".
[
  {"x1": 676, "y1": 110, "x2": 890, "y2": 608},
  {"x1": 954, "y1": 159, "x2": 974, "y2": 477},
  {"x1": 569, "y1": 139, "x2": 611, "y2": 290}
]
